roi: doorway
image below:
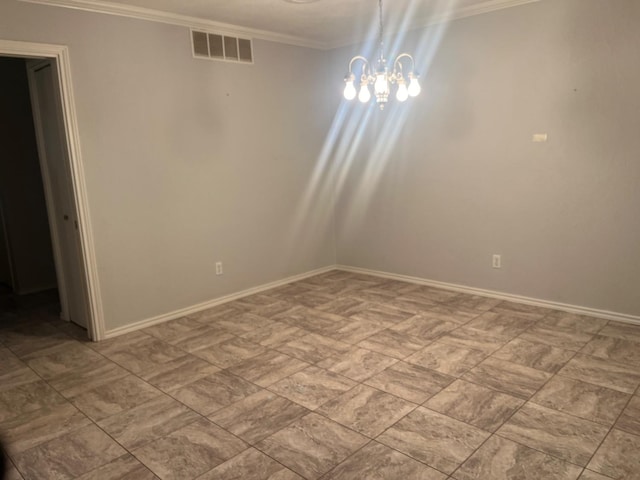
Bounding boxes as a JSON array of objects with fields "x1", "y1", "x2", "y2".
[{"x1": 0, "y1": 40, "x2": 103, "y2": 340}]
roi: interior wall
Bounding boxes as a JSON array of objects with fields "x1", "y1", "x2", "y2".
[
  {"x1": 0, "y1": 1, "x2": 336, "y2": 330},
  {"x1": 0, "y1": 57, "x2": 57, "y2": 294},
  {"x1": 333, "y1": 0, "x2": 640, "y2": 317}
]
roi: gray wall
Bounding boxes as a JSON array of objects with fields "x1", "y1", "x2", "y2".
[
  {"x1": 333, "y1": 0, "x2": 640, "y2": 317},
  {"x1": 0, "y1": 1, "x2": 336, "y2": 330},
  {"x1": 0, "y1": 57, "x2": 57, "y2": 294}
]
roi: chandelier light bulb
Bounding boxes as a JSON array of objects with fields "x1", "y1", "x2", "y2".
[
  {"x1": 358, "y1": 84, "x2": 371, "y2": 103},
  {"x1": 396, "y1": 82, "x2": 409, "y2": 102},
  {"x1": 408, "y1": 76, "x2": 421, "y2": 97},
  {"x1": 374, "y1": 72, "x2": 388, "y2": 95},
  {"x1": 343, "y1": 80, "x2": 357, "y2": 100}
]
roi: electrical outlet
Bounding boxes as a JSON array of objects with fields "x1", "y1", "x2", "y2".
[
  {"x1": 492, "y1": 254, "x2": 501, "y2": 269},
  {"x1": 215, "y1": 262, "x2": 223, "y2": 275}
]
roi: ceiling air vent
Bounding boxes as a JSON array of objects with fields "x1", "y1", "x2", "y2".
[{"x1": 191, "y1": 29, "x2": 253, "y2": 64}]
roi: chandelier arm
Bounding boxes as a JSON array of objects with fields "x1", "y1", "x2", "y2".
[
  {"x1": 348, "y1": 55, "x2": 370, "y2": 75},
  {"x1": 393, "y1": 53, "x2": 416, "y2": 74}
]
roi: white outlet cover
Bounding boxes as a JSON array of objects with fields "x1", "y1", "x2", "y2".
[{"x1": 532, "y1": 133, "x2": 548, "y2": 143}]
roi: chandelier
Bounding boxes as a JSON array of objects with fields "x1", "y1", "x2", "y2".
[{"x1": 343, "y1": 0, "x2": 421, "y2": 109}]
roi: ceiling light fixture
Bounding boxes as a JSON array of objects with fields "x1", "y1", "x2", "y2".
[{"x1": 343, "y1": 0, "x2": 421, "y2": 109}]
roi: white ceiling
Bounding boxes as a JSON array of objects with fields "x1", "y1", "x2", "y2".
[{"x1": 23, "y1": 0, "x2": 539, "y2": 48}]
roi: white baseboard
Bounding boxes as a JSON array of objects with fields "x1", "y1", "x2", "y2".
[
  {"x1": 337, "y1": 265, "x2": 640, "y2": 326},
  {"x1": 103, "y1": 265, "x2": 336, "y2": 339},
  {"x1": 103, "y1": 262, "x2": 640, "y2": 341}
]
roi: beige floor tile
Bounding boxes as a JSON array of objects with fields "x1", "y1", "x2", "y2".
[
  {"x1": 142, "y1": 317, "x2": 209, "y2": 344},
  {"x1": 48, "y1": 360, "x2": 129, "y2": 398},
  {"x1": 364, "y1": 361, "x2": 454, "y2": 403},
  {"x1": 357, "y1": 329, "x2": 427, "y2": 359},
  {"x1": 453, "y1": 435, "x2": 583, "y2": 480},
  {"x1": 191, "y1": 336, "x2": 267, "y2": 368},
  {"x1": 531, "y1": 375, "x2": 630, "y2": 426},
  {"x1": 377, "y1": 407, "x2": 489, "y2": 474},
  {"x1": 209, "y1": 390, "x2": 308, "y2": 443},
  {"x1": 596, "y1": 322, "x2": 640, "y2": 343},
  {"x1": 349, "y1": 303, "x2": 415, "y2": 324},
  {"x1": 615, "y1": 395, "x2": 640, "y2": 436},
  {"x1": 0, "y1": 367, "x2": 39, "y2": 393},
  {"x1": 0, "y1": 402, "x2": 91, "y2": 454},
  {"x1": 397, "y1": 285, "x2": 459, "y2": 303},
  {"x1": 442, "y1": 294, "x2": 501, "y2": 312},
  {"x1": 537, "y1": 312, "x2": 608, "y2": 335},
  {"x1": 386, "y1": 296, "x2": 438, "y2": 314},
  {"x1": 199, "y1": 447, "x2": 303, "y2": 479},
  {"x1": 406, "y1": 342, "x2": 486, "y2": 377},
  {"x1": 316, "y1": 297, "x2": 369, "y2": 317},
  {"x1": 520, "y1": 326, "x2": 593, "y2": 351},
  {"x1": 70, "y1": 374, "x2": 162, "y2": 421},
  {"x1": 170, "y1": 326, "x2": 235, "y2": 353},
  {"x1": 438, "y1": 327, "x2": 506, "y2": 355},
  {"x1": 425, "y1": 379, "x2": 523, "y2": 432},
  {"x1": 132, "y1": 418, "x2": 247, "y2": 480},
  {"x1": 490, "y1": 301, "x2": 550, "y2": 320},
  {"x1": 137, "y1": 355, "x2": 220, "y2": 392},
  {"x1": 97, "y1": 395, "x2": 200, "y2": 450},
  {"x1": 75, "y1": 454, "x2": 158, "y2": 479},
  {"x1": 577, "y1": 470, "x2": 613, "y2": 480},
  {"x1": 323, "y1": 441, "x2": 447, "y2": 479},
  {"x1": 318, "y1": 384, "x2": 416, "y2": 437},
  {"x1": 318, "y1": 347, "x2": 398, "y2": 382},
  {"x1": 420, "y1": 304, "x2": 481, "y2": 325},
  {"x1": 268, "y1": 366, "x2": 356, "y2": 410},
  {"x1": 4, "y1": 462, "x2": 23, "y2": 480},
  {"x1": 256, "y1": 413, "x2": 368, "y2": 480},
  {"x1": 276, "y1": 333, "x2": 351, "y2": 364},
  {"x1": 275, "y1": 308, "x2": 344, "y2": 335},
  {"x1": 13, "y1": 424, "x2": 125, "y2": 479},
  {"x1": 350, "y1": 288, "x2": 398, "y2": 304},
  {"x1": 228, "y1": 350, "x2": 309, "y2": 387},
  {"x1": 213, "y1": 313, "x2": 275, "y2": 336},
  {"x1": 587, "y1": 429, "x2": 640, "y2": 479},
  {"x1": 558, "y1": 354, "x2": 640, "y2": 394},
  {"x1": 240, "y1": 321, "x2": 307, "y2": 348},
  {"x1": 390, "y1": 315, "x2": 459, "y2": 341},
  {"x1": 492, "y1": 338, "x2": 575, "y2": 373},
  {"x1": 322, "y1": 318, "x2": 388, "y2": 344},
  {"x1": 462, "y1": 357, "x2": 552, "y2": 399},
  {"x1": 0, "y1": 380, "x2": 66, "y2": 422},
  {"x1": 25, "y1": 342, "x2": 105, "y2": 379},
  {"x1": 466, "y1": 312, "x2": 537, "y2": 339},
  {"x1": 98, "y1": 335, "x2": 186, "y2": 373},
  {"x1": 171, "y1": 371, "x2": 261, "y2": 415},
  {"x1": 497, "y1": 403, "x2": 608, "y2": 466},
  {"x1": 582, "y1": 335, "x2": 640, "y2": 368}
]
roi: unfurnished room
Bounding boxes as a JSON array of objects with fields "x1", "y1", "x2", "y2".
[{"x1": 0, "y1": 0, "x2": 639, "y2": 478}]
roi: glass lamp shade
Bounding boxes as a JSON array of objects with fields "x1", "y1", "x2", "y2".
[
  {"x1": 408, "y1": 76, "x2": 421, "y2": 97},
  {"x1": 358, "y1": 84, "x2": 371, "y2": 103},
  {"x1": 343, "y1": 80, "x2": 357, "y2": 100},
  {"x1": 396, "y1": 82, "x2": 409, "y2": 102},
  {"x1": 374, "y1": 72, "x2": 388, "y2": 94}
]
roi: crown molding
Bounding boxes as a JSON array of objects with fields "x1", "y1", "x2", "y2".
[
  {"x1": 326, "y1": 0, "x2": 541, "y2": 49},
  {"x1": 19, "y1": 0, "x2": 540, "y2": 51},
  {"x1": 17, "y1": 0, "x2": 326, "y2": 49}
]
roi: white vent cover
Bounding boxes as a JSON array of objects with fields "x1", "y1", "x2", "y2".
[{"x1": 191, "y1": 30, "x2": 253, "y2": 64}]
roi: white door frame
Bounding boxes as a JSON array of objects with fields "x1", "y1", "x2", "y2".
[{"x1": 0, "y1": 39, "x2": 104, "y2": 340}]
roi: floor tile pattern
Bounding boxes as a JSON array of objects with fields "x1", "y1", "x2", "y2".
[{"x1": 1, "y1": 271, "x2": 640, "y2": 479}]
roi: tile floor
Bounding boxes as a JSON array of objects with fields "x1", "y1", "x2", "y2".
[{"x1": 1, "y1": 270, "x2": 640, "y2": 479}]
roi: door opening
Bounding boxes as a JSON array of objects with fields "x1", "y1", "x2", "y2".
[{"x1": 0, "y1": 40, "x2": 102, "y2": 340}]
